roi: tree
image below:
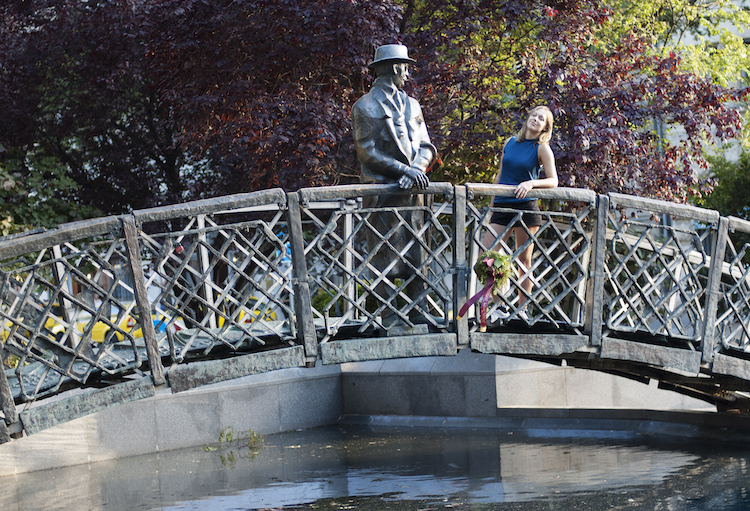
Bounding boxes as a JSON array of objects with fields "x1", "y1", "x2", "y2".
[
  {"x1": 695, "y1": 148, "x2": 750, "y2": 261},
  {"x1": 600, "y1": 0, "x2": 750, "y2": 87},
  {"x1": 402, "y1": 0, "x2": 743, "y2": 203},
  {"x1": 0, "y1": 0, "x2": 744, "y2": 221},
  {"x1": 137, "y1": 0, "x2": 404, "y2": 193},
  {"x1": 0, "y1": 147, "x2": 100, "y2": 235},
  {"x1": 697, "y1": 149, "x2": 750, "y2": 219},
  {"x1": 0, "y1": 0, "x2": 402, "y2": 216},
  {"x1": 0, "y1": 1, "x2": 197, "y2": 216}
]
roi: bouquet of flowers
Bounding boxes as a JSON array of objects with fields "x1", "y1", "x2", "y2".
[{"x1": 458, "y1": 250, "x2": 513, "y2": 331}]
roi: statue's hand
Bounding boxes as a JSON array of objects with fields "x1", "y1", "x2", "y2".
[
  {"x1": 403, "y1": 167, "x2": 429, "y2": 189},
  {"x1": 398, "y1": 175, "x2": 414, "y2": 189}
]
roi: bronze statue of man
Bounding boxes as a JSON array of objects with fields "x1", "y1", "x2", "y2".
[{"x1": 351, "y1": 44, "x2": 437, "y2": 330}]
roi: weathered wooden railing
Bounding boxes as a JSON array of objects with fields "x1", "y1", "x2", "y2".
[{"x1": 2, "y1": 183, "x2": 750, "y2": 442}]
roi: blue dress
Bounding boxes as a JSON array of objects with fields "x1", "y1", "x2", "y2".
[{"x1": 493, "y1": 137, "x2": 542, "y2": 206}]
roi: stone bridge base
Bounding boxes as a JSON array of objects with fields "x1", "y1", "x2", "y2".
[
  {"x1": 0, "y1": 363, "x2": 343, "y2": 477},
  {"x1": 0, "y1": 349, "x2": 744, "y2": 476},
  {"x1": 341, "y1": 349, "x2": 711, "y2": 417}
]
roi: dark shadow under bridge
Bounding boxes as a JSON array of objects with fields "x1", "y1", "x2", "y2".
[{"x1": 2, "y1": 183, "x2": 750, "y2": 442}]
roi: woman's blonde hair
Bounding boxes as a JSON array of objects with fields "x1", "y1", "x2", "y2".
[{"x1": 517, "y1": 106, "x2": 554, "y2": 145}]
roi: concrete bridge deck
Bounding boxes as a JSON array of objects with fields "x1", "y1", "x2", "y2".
[{"x1": 2, "y1": 184, "x2": 750, "y2": 444}]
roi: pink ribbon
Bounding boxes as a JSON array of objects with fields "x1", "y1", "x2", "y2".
[{"x1": 457, "y1": 276, "x2": 495, "y2": 330}]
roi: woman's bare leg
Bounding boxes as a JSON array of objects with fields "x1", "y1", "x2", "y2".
[
  {"x1": 514, "y1": 225, "x2": 539, "y2": 306},
  {"x1": 482, "y1": 223, "x2": 510, "y2": 253}
]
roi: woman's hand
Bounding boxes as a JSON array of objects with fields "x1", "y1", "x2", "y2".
[{"x1": 515, "y1": 180, "x2": 534, "y2": 199}]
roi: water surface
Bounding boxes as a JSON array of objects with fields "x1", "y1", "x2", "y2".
[{"x1": 3, "y1": 424, "x2": 750, "y2": 510}]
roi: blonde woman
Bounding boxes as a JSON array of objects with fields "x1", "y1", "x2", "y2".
[{"x1": 482, "y1": 106, "x2": 558, "y2": 323}]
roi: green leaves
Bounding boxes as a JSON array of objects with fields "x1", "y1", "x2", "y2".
[
  {"x1": 0, "y1": 0, "x2": 744, "y2": 221},
  {"x1": 406, "y1": 0, "x2": 742, "y2": 203},
  {"x1": 0, "y1": 148, "x2": 101, "y2": 234},
  {"x1": 474, "y1": 250, "x2": 513, "y2": 296},
  {"x1": 212, "y1": 426, "x2": 265, "y2": 465},
  {"x1": 601, "y1": 0, "x2": 750, "y2": 88}
]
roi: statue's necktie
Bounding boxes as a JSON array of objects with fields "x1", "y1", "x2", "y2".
[{"x1": 393, "y1": 92, "x2": 412, "y2": 159}]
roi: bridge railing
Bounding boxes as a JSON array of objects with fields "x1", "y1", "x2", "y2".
[
  {"x1": 465, "y1": 185, "x2": 598, "y2": 331},
  {"x1": 132, "y1": 190, "x2": 298, "y2": 363},
  {"x1": 296, "y1": 184, "x2": 456, "y2": 343},
  {"x1": 601, "y1": 195, "x2": 720, "y2": 344},
  {"x1": 711, "y1": 215, "x2": 750, "y2": 382},
  {"x1": 2, "y1": 183, "x2": 750, "y2": 440}
]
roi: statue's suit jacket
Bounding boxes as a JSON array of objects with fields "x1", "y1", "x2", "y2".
[
  {"x1": 351, "y1": 81, "x2": 436, "y2": 276},
  {"x1": 351, "y1": 81, "x2": 436, "y2": 184}
]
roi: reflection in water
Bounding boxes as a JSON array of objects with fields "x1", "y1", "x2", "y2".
[{"x1": 3, "y1": 425, "x2": 750, "y2": 510}]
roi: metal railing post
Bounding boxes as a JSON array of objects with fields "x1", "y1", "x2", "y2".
[
  {"x1": 343, "y1": 199, "x2": 356, "y2": 315},
  {"x1": 122, "y1": 216, "x2": 166, "y2": 385},
  {"x1": 196, "y1": 214, "x2": 217, "y2": 329},
  {"x1": 702, "y1": 216, "x2": 729, "y2": 364},
  {"x1": 584, "y1": 194, "x2": 608, "y2": 346},
  {"x1": 454, "y1": 186, "x2": 469, "y2": 347},
  {"x1": 51, "y1": 245, "x2": 82, "y2": 348},
  {"x1": 287, "y1": 192, "x2": 318, "y2": 361}
]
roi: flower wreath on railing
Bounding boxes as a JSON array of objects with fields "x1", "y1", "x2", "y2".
[{"x1": 457, "y1": 250, "x2": 513, "y2": 332}]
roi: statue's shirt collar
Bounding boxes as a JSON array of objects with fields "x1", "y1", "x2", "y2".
[{"x1": 372, "y1": 78, "x2": 407, "y2": 118}]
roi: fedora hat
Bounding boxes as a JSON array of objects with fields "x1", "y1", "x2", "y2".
[{"x1": 368, "y1": 44, "x2": 416, "y2": 69}]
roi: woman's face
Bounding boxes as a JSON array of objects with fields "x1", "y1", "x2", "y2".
[{"x1": 526, "y1": 109, "x2": 548, "y2": 135}]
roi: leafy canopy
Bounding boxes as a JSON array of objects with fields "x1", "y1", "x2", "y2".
[
  {"x1": 404, "y1": 0, "x2": 743, "y2": 203},
  {"x1": 600, "y1": 0, "x2": 750, "y2": 87},
  {"x1": 0, "y1": 0, "x2": 744, "y2": 229}
]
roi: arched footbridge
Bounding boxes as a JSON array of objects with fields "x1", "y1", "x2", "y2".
[{"x1": 1, "y1": 183, "x2": 750, "y2": 443}]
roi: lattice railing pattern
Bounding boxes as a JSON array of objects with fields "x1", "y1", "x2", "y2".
[
  {"x1": 0, "y1": 191, "x2": 294, "y2": 404},
  {"x1": 0, "y1": 221, "x2": 149, "y2": 402},
  {"x1": 465, "y1": 186, "x2": 597, "y2": 330},
  {"x1": 137, "y1": 213, "x2": 296, "y2": 362},
  {"x1": 603, "y1": 196, "x2": 716, "y2": 344},
  {"x1": 299, "y1": 187, "x2": 454, "y2": 341},
  {"x1": 5, "y1": 185, "x2": 750, "y2": 420},
  {"x1": 715, "y1": 218, "x2": 750, "y2": 353}
]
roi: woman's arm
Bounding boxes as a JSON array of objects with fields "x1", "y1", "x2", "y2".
[{"x1": 514, "y1": 143, "x2": 558, "y2": 199}]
